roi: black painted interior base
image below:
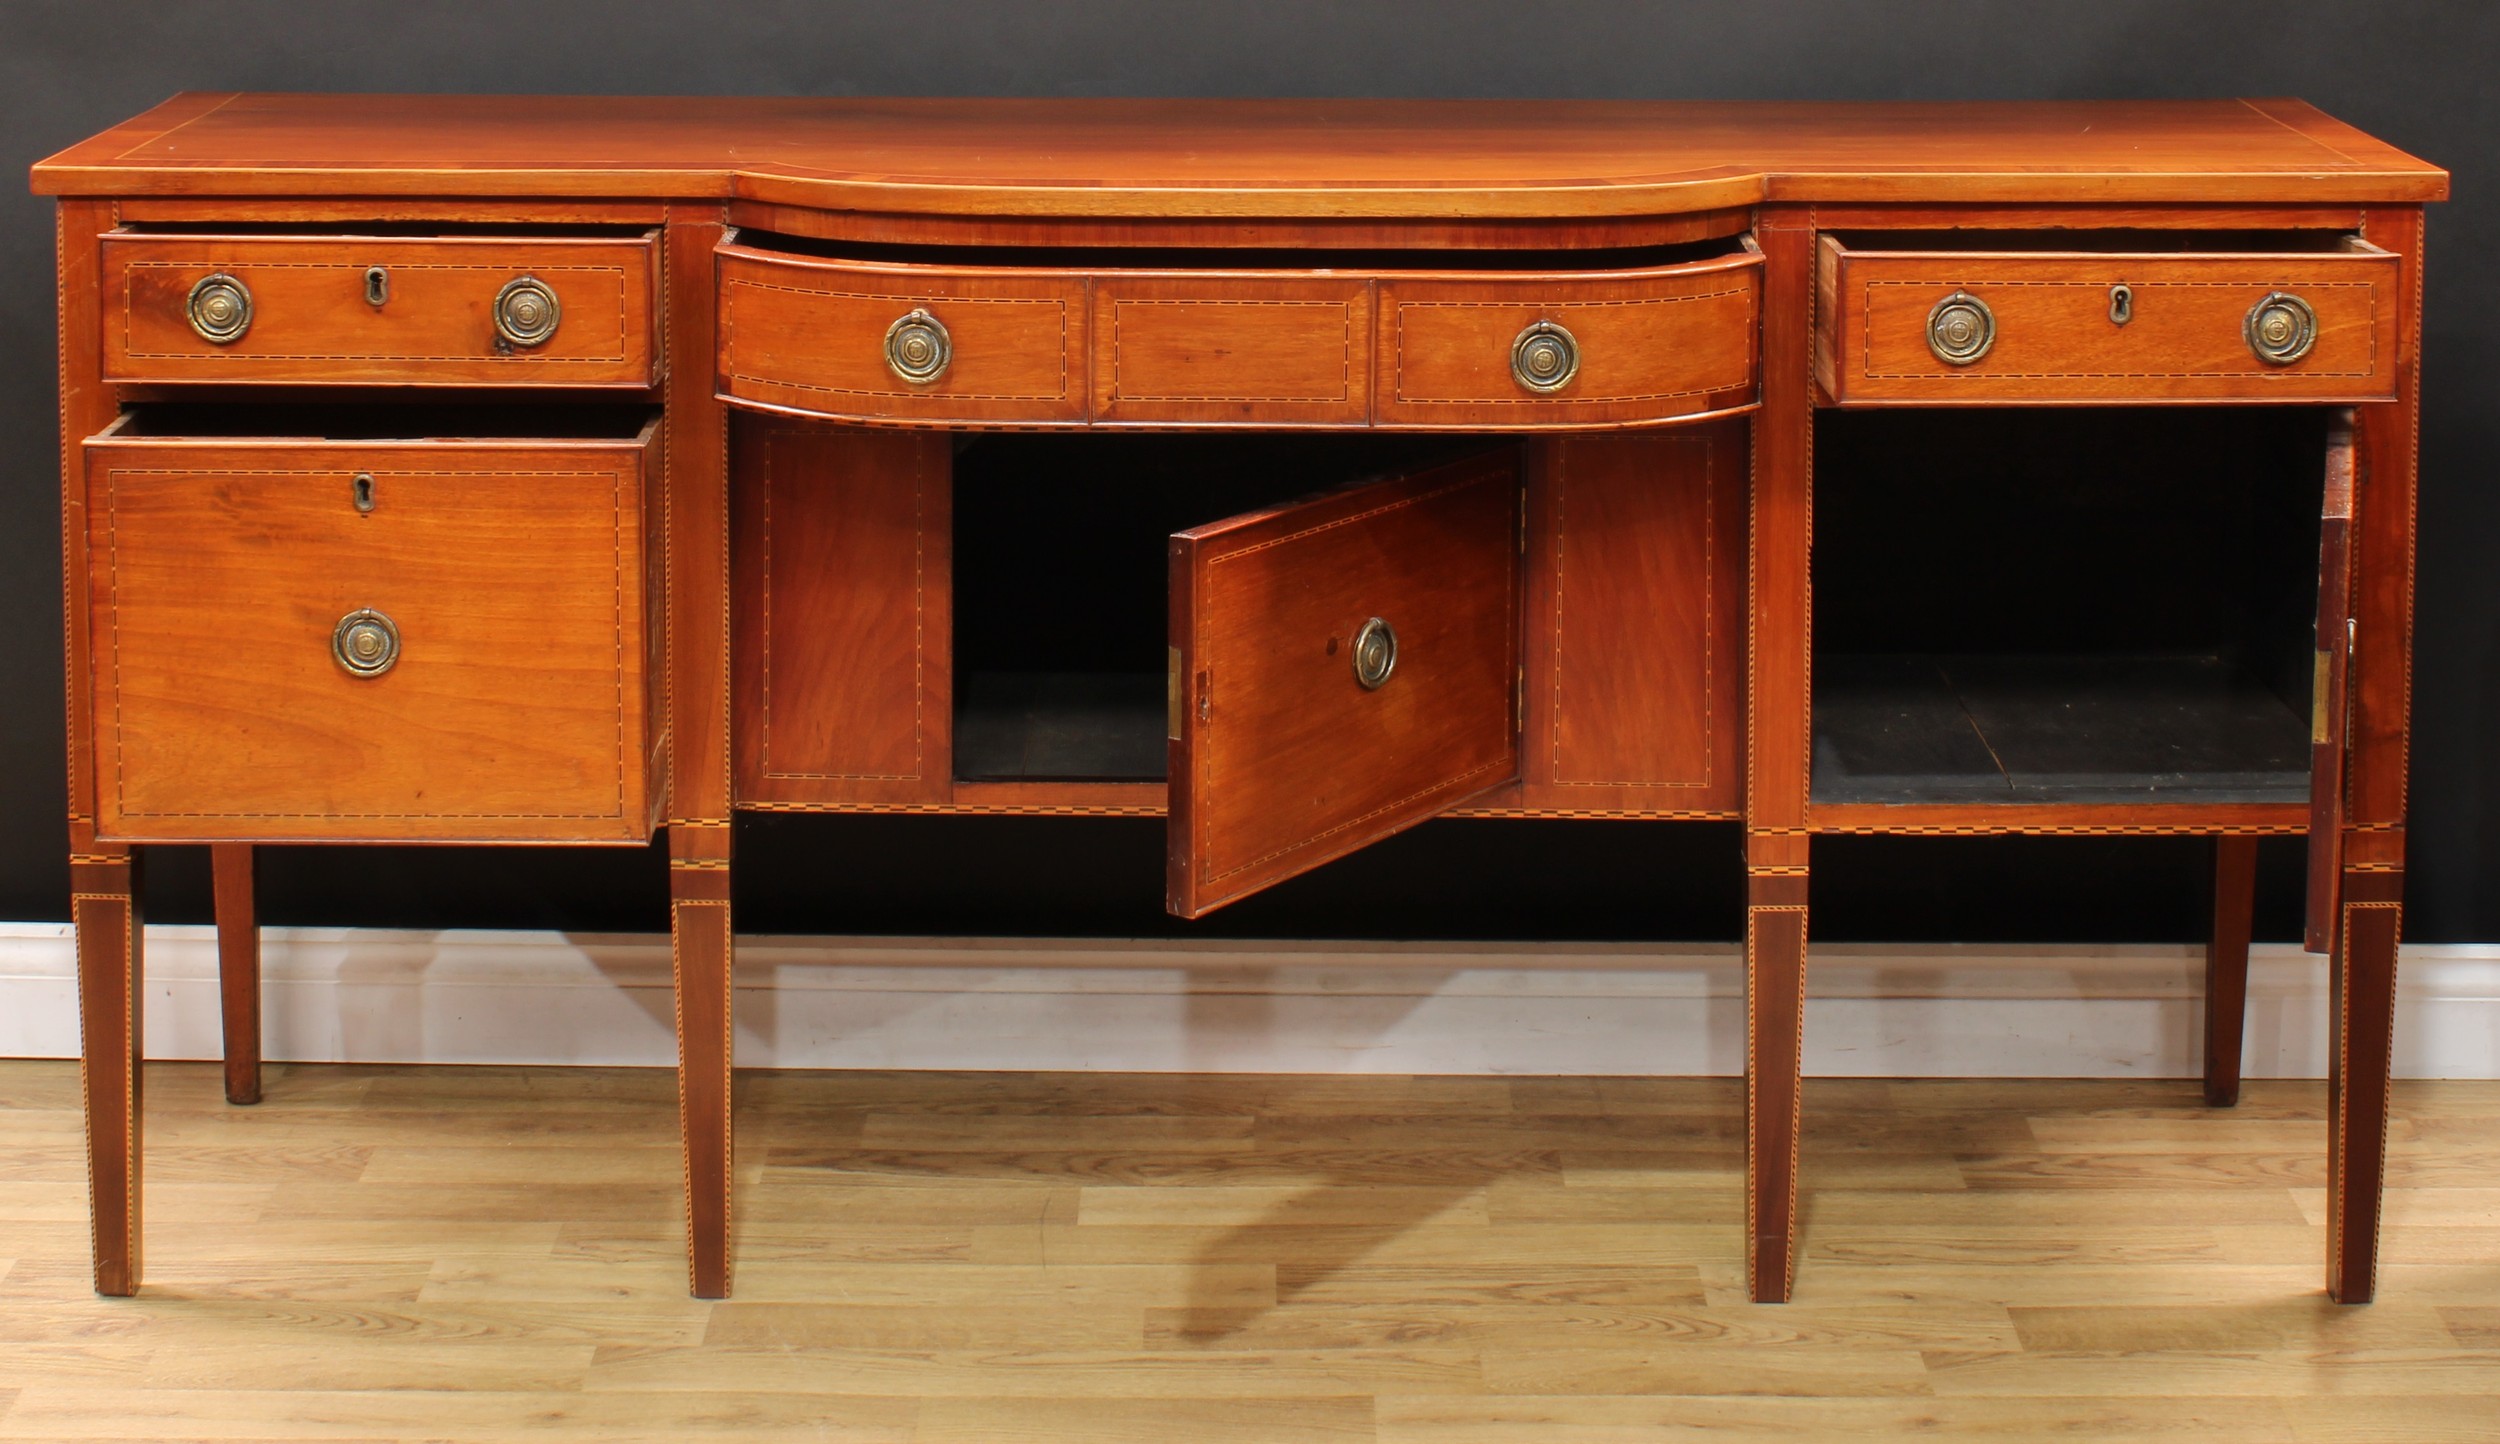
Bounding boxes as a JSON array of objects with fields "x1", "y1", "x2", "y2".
[
  {"x1": 1813, "y1": 652, "x2": 2312, "y2": 806},
  {"x1": 955, "y1": 670, "x2": 1167, "y2": 781}
]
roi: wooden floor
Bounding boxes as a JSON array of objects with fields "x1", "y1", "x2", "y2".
[{"x1": 1, "y1": 1063, "x2": 2496, "y2": 1442}]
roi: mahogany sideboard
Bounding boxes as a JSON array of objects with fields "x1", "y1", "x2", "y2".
[{"x1": 34, "y1": 95, "x2": 2445, "y2": 1303}]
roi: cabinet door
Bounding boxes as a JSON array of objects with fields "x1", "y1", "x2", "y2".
[
  {"x1": 1513, "y1": 425, "x2": 1745, "y2": 817},
  {"x1": 732, "y1": 418, "x2": 953, "y2": 809},
  {"x1": 2307, "y1": 412, "x2": 2358, "y2": 952},
  {"x1": 1166, "y1": 449, "x2": 1521, "y2": 917}
]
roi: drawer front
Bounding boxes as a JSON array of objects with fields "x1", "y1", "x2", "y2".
[
  {"x1": 1816, "y1": 238, "x2": 2400, "y2": 404},
  {"x1": 101, "y1": 232, "x2": 660, "y2": 386},
  {"x1": 1376, "y1": 256, "x2": 1761, "y2": 426},
  {"x1": 719, "y1": 245, "x2": 1086, "y2": 424},
  {"x1": 84, "y1": 429, "x2": 659, "y2": 842},
  {"x1": 1092, "y1": 276, "x2": 1371, "y2": 425}
]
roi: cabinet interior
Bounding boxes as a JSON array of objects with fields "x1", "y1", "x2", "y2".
[
  {"x1": 1810, "y1": 406, "x2": 2328, "y2": 807},
  {"x1": 951, "y1": 432, "x2": 1496, "y2": 783}
]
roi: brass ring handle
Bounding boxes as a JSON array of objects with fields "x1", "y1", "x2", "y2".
[
  {"x1": 884, "y1": 308, "x2": 952, "y2": 385},
  {"x1": 332, "y1": 609, "x2": 400, "y2": 678},
  {"x1": 2245, "y1": 291, "x2": 2318, "y2": 366},
  {"x1": 1926, "y1": 291, "x2": 1995, "y2": 365},
  {"x1": 1510, "y1": 320, "x2": 1579, "y2": 393},
  {"x1": 493, "y1": 276, "x2": 562, "y2": 348},
  {"x1": 186, "y1": 273, "x2": 253, "y2": 344},
  {"x1": 1352, "y1": 617, "x2": 1398, "y2": 691}
]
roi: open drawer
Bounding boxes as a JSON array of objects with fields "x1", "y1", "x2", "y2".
[
  {"x1": 100, "y1": 229, "x2": 661, "y2": 387},
  {"x1": 82, "y1": 406, "x2": 664, "y2": 843},
  {"x1": 717, "y1": 229, "x2": 1761, "y2": 429},
  {"x1": 1815, "y1": 232, "x2": 2400, "y2": 405}
]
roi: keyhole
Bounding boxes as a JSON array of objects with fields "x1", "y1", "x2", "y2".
[
  {"x1": 352, "y1": 473, "x2": 376, "y2": 513},
  {"x1": 365, "y1": 267, "x2": 389, "y2": 307},
  {"x1": 2109, "y1": 284, "x2": 2133, "y2": 326}
]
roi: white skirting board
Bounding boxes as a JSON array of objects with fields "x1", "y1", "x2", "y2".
[{"x1": 0, "y1": 923, "x2": 2493, "y2": 1077}]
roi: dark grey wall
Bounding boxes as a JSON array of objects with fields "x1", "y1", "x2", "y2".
[{"x1": 4, "y1": 2, "x2": 2493, "y2": 942}]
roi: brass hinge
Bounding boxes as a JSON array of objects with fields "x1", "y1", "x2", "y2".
[
  {"x1": 1515, "y1": 664, "x2": 1527, "y2": 733},
  {"x1": 1518, "y1": 485, "x2": 1530, "y2": 554}
]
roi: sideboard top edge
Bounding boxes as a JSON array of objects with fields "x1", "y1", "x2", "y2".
[{"x1": 31, "y1": 93, "x2": 2450, "y2": 209}]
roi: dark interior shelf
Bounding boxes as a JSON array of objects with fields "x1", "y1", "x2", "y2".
[
  {"x1": 955, "y1": 671, "x2": 1167, "y2": 782},
  {"x1": 1812, "y1": 653, "x2": 2313, "y2": 807}
]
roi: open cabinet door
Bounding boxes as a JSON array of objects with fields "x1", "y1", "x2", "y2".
[
  {"x1": 1167, "y1": 449, "x2": 1523, "y2": 918},
  {"x1": 2307, "y1": 410, "x2": 2358, "y2": 953}
]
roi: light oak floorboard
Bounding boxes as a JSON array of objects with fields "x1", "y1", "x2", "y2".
[{"x1": 0, "y1": 1063, "x2": 2492, "y2": 1441}]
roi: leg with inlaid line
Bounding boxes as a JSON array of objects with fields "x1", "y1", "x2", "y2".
[
  {"x1": 2202, "y1": 835, "x2": 2258, "y2": 1107},
  {"x1": 2327, "y1": 866, "x2": 2402, "y2": 1303},
  {"x1": 73, "y1": 846, "x2": 144, "y2": 1295},
  {"x1": 1745, "y1": 841, "x2": 1809, "y2": 1303},
  {"x1": 671, "y1": 825, "x2": 735, "y2": 1298},
  {"x1": 212, "y1": 843, "x2": 261, "y2": 1106}
]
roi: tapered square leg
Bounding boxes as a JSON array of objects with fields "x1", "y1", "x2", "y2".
[
  {"x1": 2327, "y1": 866, "x2": 2402, "y2": 1303},
  {"x1": 671, "y1": 834, "x2": 735, "y2": 1299},
  {"x1": 1746, "y1": 856, "x2": 1809, "y2": 1303},
  {"x1": 72, "y1": 848, "x2": 143, "y2": 1296},
  {"x1": 2202, "y1": 836, "x2": 2258, "y2": 1107},
  {"x1": 212, "y1": 843, "x2": 261, "y2": 1106}
]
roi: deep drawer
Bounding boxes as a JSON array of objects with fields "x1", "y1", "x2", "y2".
[
  {"x1": 1375, "y1": 251, "x2": 1761, "y2": 426},
  {"x1": 100, "y1": 231, "x2": 661, "y2": 387},
  {"x1": 718, "y1": 241, "x2": 1087, "y2": 425},
  {"x1": 1815, "y1": 235, "x2": 2400, "y2": 404},
  {"x1": 82, "y1": 414, "x2": 663, "y2": 842}
]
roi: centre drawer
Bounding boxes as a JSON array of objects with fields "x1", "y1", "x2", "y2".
[
  {"x1": 81, "y1": 409, "x2": 663, "y2": 843},
  {"x1": 1815, "y1": 233, "x2": 2400, "y2": 405},
  {"x1": 100, "y1": 230, "x2": 661, "y2": 387},
  {"x1": 716, "y1": 231, "x2": 1761, "y2": 428}
]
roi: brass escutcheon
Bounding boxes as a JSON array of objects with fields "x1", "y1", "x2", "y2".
[
  {"x1": 1352, "y1": 617, "x2": 1398, "y2": 690},
  {"x1": 364, "y1": 266, "x2": 389, "y2": 307},
  {"x1": 331, "y1": 608, "x2": 400, "y2": 678},
  {"x1": 884, "y1": 308, "x2": 952, "y2": 384},
  {"x1": 1925, "y1": 291, "x2": 1995, "y2": 365},
  {"x1": 2245, "y1": 291, "x2": 2317, "y2": 365},
  {"x1": 2109, "y1": 283, "x2": 2133, "y2": 326},
  {"x1": 186, "y1": 273, "x2": 252, "y2": 344},
  {"x1": 1510, "y1": 320, "x2": 1580, "y2": 393},
  {"x1": 493, "y1": 276, "x2": 561, "y2": 348}
]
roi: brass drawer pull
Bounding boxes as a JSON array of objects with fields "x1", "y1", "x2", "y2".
[
  {"x1": 186, "y1": 273, "x2": 252, "y2": 344},
  {"x1": 493, "y1": 276, "x2": 562, "y2": 348},
  {"x1": 2246, "y1": 291, "x2": 2318, "y2": 365},
  {"x1": 1926, "y1": 291, "x2": 1995, "y2": 365},
  {"x1": 331, "y1": 608, "x2": 401, "y2": 678},
  {"x1": 1510, "y1": 320, "x2": 1579, "y2": 393},
  {"x1": 1352, "y1": 616, "x2": 1398, "y2": 690},
  {"x1": 883, "y1": 308, "x2": 952, "y2": 384}
]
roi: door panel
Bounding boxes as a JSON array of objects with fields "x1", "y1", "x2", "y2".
[
  {"x1": 1512, "y1": 426, "x2": 1745, "y2": 817},
  {"x1": 1167, "y1": 449, "x2": 1522, "y2": 917},
  {"x1": 732, "y1": 418, "x2": 953, "y2": 809}
]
